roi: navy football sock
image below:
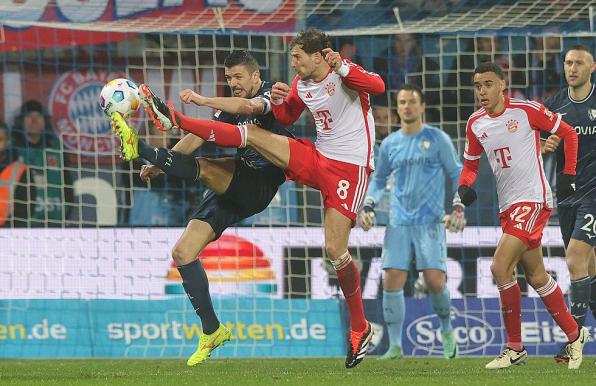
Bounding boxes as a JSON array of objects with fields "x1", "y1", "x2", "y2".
[
  {"x1": 138, "y1": 140, "x2": 199, "y2": 181},
  {"x1": 569, "y1": 276, "x2": 590, "y2": 327},
  {"x1": 177, "y1": 259, "x2": 220, "y2": 335}
]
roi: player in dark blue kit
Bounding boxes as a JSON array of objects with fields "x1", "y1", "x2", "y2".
[
  {"x1": 111, "y1": 50, "x2": 292, "y2": 366},
  {"x1": 543, "y1": 44, "x2": 596, "y2": 364}
]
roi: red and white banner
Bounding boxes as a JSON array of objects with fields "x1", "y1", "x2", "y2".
[{"x1": 0, "y1": 0, "x2": 296, "y2": 52}]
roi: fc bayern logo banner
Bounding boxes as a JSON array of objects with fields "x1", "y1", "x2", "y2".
[{"x1": 49, "y1": 70, "x2": 123, "y2": 156}]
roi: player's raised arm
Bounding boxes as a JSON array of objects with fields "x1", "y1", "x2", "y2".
[
  {"x1": 271, "y1": 77, "x2": 307, "y2": 125},
  {"x1": 322, "y1": 48, "x2": 385, "y2": 95},
  {"x1": 180, "y1": 88, "x2": 268, "y2": 116}
]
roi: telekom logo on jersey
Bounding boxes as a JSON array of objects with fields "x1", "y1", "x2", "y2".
[
  {"x1": 493, "y1": 147, "x2": 512, "y2": 168},
  {"x1": 314, "y1": 110, "x2": 333, "y2": 130}
]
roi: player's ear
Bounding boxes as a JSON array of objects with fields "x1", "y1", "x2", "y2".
[{"x1": 313, "y1": 51, "x2": 323, "y2": 64}]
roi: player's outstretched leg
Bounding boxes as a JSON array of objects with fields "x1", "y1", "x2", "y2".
[
  {"x1": 140, "y1": 83, "x2": 246, "y2": 149},
  {"x1": 485, "y1": 347, "x2": 528, "y2": 369},
  {"x1": 139, "y1": 84, "x2": 180, "y2": 131},
  {"x1": 111, "y1": 112, "x2": 139, "y2": 161},
  {"x1": 187, "y1": 323, "x2": 232, "y2": 366},
  {"x1": 141, "y1": 82, "x2": 239, "y2": 144},
  {"x1": 111, "y1": 110, "x2": 200, "y2": 180}
]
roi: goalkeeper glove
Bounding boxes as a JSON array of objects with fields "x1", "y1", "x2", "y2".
[
  {"x1": 358, "y1": 198, "x2": 376, "y2": 231},
  {"x1": 444, "y1": 206, "x2": 466, "y2": 233},
  {"x1": 556, "y1": 173, "x2": 575, "y2": 202},
  {"x1": 458, "y1": 185, "x2": 477, "y2": 207}
]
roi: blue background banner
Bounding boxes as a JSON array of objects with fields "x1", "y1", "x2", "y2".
[
  {"x1": 352, "y1": 298, "x2": 596, "y2": 357},
  {"x1": 0, "y1": 299, "x2": 344, "y2": 358}
]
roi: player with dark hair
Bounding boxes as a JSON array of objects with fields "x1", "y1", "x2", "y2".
[
  {"x1": 119, "y1": 28, "x2": 386, "y2": 368},
  {"x1": 541, "y1": 44, "x2": 596, "y2": 364},
  {"x1": 359, "y1": 83, "x2": 464, "y2": 360},
  {"x1": 112, "y1": 50, "x2": 292, "y2": 366},
  {"x1": 459, "y1": 62, "x2": 587, "y2": 369}
]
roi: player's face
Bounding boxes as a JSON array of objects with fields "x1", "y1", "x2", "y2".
[
  {"x1": 564, "y1": 49, "x2": 595, "y2": 88},
  {"x1": 290, "y1": 45, "x2": 319, "y2": 80},
  {"x1": 224, "y1": 65, "x2": 259, "y2": 98},
  {"x1": 473, "y1": 72, "x2": 506, "y2": 112},
  {"x1": 396, "y1": 90, "x2": 425, "y2": 125}
]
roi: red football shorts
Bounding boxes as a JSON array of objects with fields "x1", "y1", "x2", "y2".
[
  {"x1": 285, "y1": 138, "x2": 370, "y2": 223},
  {"x1": 499, "y1": 202, "x2": 552, "y2": 249}
]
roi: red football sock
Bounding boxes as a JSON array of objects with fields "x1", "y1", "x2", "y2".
[
  {"x1": 175, "y1": 112, "x2": 245, "y2": 148},
  {"x1": 498, "y1": 280, "x2": 522, "y2": 351},
  {"x1": 536, "y1": 275, "x2": 579, "y2": 342},
  {"x1": 334, "y1": 252, "x2": 367, "y2": 332}
]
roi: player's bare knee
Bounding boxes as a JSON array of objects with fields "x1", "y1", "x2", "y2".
[
  {"x1": 566, "y1": 244, "x2": 590, "y2": 269},
  {"x1": 325, "y1": 244, "x2": 347, "y2": 261},
  {"x1": 426, "y1": 280, "x2": 445, "y2": 294},
  {"x1": 171, "y1": 244, "x2": 195, "y2": 266},
  {"x1": 425, "y1": 274, "x2": 445, "y2": 293},
  {"x1": 383, "y1": 270, "x2": 405, "y2": 290},
  {"x1": 423, "y1": 270, "x2": 446, "y2": 293},
  {"x1": 489, "y1": 262, "x2": 505, "y2": 280},
  {"x1": 526, "y1": 270, "x2": 549, "y2": 289}
]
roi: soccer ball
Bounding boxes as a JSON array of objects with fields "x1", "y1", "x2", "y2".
[{"x1": 99, "y1": 78, "x2": 141, "y2": 118}]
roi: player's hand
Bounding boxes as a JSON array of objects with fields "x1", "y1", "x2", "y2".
[
  {"x1": 179, "y1": 89, "x2": 204, "y2": 105},
  {"x1": 444, "y1": 206, "x2": 466, "y2": 232},
  {"x1": 542, "y1": 134, "x2": 561, "y2": 154},
  {"x1": 556, "y1": 173, "x2": 575, "y2": 201},
  {"x1": 140, "y1": 164, "x2": 162, "y2": 183},
  {"x1": 458, "y1": 185, "x2": 477, "y2": 206},
  {"x1": 322, "y1": 48, "x2": 343, "y2": 72},
  {"x1": 358, "y1": 198, "x2": 376, "y2": 231},
  {"x1": 271, "y1": 82, "x2": 290, "y2": 102}
]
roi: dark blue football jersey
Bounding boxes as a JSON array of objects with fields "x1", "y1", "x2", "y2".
[
  {"x1": 544, "y1": 84, "x2": 596, "y2": 205},
  {"x1": 214, "y1": 80, "x2": 293, "y2": 169}
]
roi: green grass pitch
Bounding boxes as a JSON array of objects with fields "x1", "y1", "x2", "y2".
[{"x1": 0, "y1": 357, "x2": 594, "y2": 385}]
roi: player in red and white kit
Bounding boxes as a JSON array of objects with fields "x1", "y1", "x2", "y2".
[
  {"x1": 458, "y1": 62, "x2": 588, "y2": 370},
  {"x1": 138, "y1": 28, "x2": 385, "y2": 368}
]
